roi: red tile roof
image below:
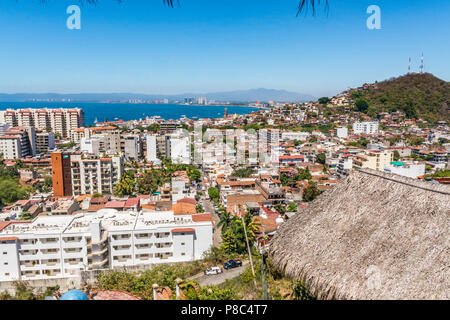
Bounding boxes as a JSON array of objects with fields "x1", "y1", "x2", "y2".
[
  {"x1": 171, "y1": 228, "x2": 195, "y2": 233},
  {"x1": 105, "y1": 201, "x2": 126, "y2": 208},
  {"x1": 191, "y1": 213, "x2": 213, "y2": 222}
]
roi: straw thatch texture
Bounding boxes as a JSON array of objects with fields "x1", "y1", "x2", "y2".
[{"x1": 270, "y1": 169, "x2": 450, "y2": 300}]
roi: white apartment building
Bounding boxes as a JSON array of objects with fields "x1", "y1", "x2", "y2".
[
  {"x1": 0, "y1": 108, "x2": 84, "y2": 138},
  {"x1": 384, "y1": 162, "x2": 425, "y2": 179},
  {"x1": 352, "y1": 121, "x2": 379, "y2": 135},
  {"x1": 0, "y1": 126, "x2": 37, "y2": 159},
  {"x1": 0, "y1": 122, "x2": 10, "y2": 135},
  {"x1": 70, "y1": 154, "x2": 124, "y2": 196},
  {"x1": 171, "y1": 134, "x2": 191, "y2": 165},
  {"x1": 0, "y1": 209, "x2": 213, "y2": 282},
  {"x1": 281, "y1": 131, "x2": 310, "y2": 141},
  {"x1": 146, "y1": 135, "x2": 158, "y2": 163},
  {"x1": 336, "y1": 127, "x2": 348, "y2": 139}
]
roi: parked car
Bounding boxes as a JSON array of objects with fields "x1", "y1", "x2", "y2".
[
  {"x1": 223, "y1": 259, "x2": 243, "y2": 270},
  {"x1": 204, "y1": 266, "x2": 223, "y2": 275}
]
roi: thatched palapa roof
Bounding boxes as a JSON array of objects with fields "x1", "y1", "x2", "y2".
[{"x1": 270, "y1": 169, "x2": 450, "y2": 300}]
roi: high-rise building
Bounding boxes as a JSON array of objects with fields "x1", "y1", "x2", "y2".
[
  {"x1": 70, "y1": 154, "x2": 124, "y2": 196},
  {"x1": 0, "y1": 126, "x2": 37, "y2": 159},
  {"x1": 51, "y1": 152, "x2": 73, "y2": 197},
  {"x1": 146, "y1": 135, "x2": 158, "y2": 163},
  {"x1": 36, "y1": 132, "x2": 55, "y2": 154},
  {"x1": 0, "y1": 108, "x2": 84, "y2": 138}
]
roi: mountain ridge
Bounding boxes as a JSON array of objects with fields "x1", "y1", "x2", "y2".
[
  {"x1": 0, "y1": 88, "x2": 315, "y2": 103},
  {"x1": 351, "y1": 73, "x2": 450, "y2": 122}
]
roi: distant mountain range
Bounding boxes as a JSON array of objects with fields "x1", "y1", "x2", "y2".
[{"x1": 0, "y1": 88, "x2": 315, "y2": 103}]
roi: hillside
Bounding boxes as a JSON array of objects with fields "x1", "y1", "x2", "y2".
[{"x1": 351, "y1": 73, "x2": 450, "y2": 122}]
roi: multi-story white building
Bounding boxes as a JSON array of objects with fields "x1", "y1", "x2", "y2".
[
  {"x1": 352, "y1": 121, "x2": 379, "y2": 135},
  {"x1": 170, "y1": 134, "x2": 191, "y2": 165},
  {"x1": 0, "y1": 209, "x2": 213, "y2": 282},
  {"x1": 384, "y1": 162, "x2": 425, "y2": 179},
  {"x1": 146, "y1": 135, "x2": 158, "y2": 163},
  {"x1": 336, "y1": 127, "x2": 348, "y2": 139},
  {"x1": 0, "y1": 126, "x2": 37, "y2": 159},
  {"x1": 0, "y1": 122, "x2": 10, "y2": 135},
  {"x1": 70, "y1": 154, "x2": 124, "y2": 196},
  {"x1": 0, "y1": 108, "x2": 84, "y2": 138},
  {"x1": 281, "y1": 131, "x2": 310, "y2": 142}
]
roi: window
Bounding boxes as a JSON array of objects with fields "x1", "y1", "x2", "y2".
[
  {"x1": 181, "y1": 243, "x2": 185, "y2": 246},
  {"x1": 2, "y1": 252, "x2": 7, "y2": 255},
  {"x1": 181, "y1": 253, "x2": 185, "y2": 256},
  {"x1": 4, "y1": 262, "x2": 8, "y2": 265}
]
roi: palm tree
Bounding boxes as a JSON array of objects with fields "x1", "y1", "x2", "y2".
[{"x1": 217, "y1": 209, "x2": 233, "y2": 232}]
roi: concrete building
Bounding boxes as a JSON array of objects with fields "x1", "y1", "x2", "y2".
[
  {"x1": 70, "y1": 154, "x2": 124, "y2": 196},
  {"x1": 51, "y1": 152, "x2": 73, "y2": 197},
  {"x1": 0, "y1": 123, "x2": 10, "y2": 135},
  {"x1": 0, "y1": 108, "x2": 84, "y2": 138},
  {"x1": 0, "y1": 126, "x2": 37, "y2": 159},
  {"x1": 384, "y1": 162, "x2": 426, "y2": 179},
  {"x1": 0, "y1": 209, "x2": 213, "y2": 282},
  {"x1": 146, "y1": 135, "x2": 158, "y2": 163},
  {"x1": 36, "y1": 132, "x2": 55, "y2": 154},
  {"x1": 352, "y1": 122, "x2": 379, "y2": 135},
  {"x1": 170, "y1": 136, "x2": 191, "y2": 165},
  {"x1": 353, "y1": 150, "x2": 394, "y2": 172},
  {"x1": 336, "y1": 127, "x2": 348, "y2": 139}
]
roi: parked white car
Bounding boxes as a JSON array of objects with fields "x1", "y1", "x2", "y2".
[{"x1": 204, "y1": 266, "x2": 223, "y2": 275}]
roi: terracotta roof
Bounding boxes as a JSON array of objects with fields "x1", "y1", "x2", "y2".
[
  {"x1": 172, "y1": 202, "x2": 197, "y2": 215},
  {"x1": 171, "y1": 228, "x2": 195, "y2": 233},
  {"x1": 0, "y1": 236, "x2": 19, "y2": 241},
  {"x1": 177, "y1": 198, "x2": 197, "y2": 205},
  {"x1": 191, "y1": 213, "x2": 213, "y2": 222},
  {"x1": 105, "y1": 201, "x2": 126, "y2": 208},
  {"x1": 88, "y1": 204, "x2": 106, "y2": 212},
  {"x1": 125, "y1": 198, "x2": 140, "y2": 208}
]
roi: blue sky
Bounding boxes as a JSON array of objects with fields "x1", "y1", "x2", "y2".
[{"x1": 0, "y1": 0, "x2": 449, "y2": 97}]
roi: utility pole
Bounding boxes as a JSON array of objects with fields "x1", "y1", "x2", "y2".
[
  {"x1": 238, "y1": 205, "x2": 257, "y2": 288},
  {"x1": 261, "y1": 249, "x2": 268, "y2": 300}
]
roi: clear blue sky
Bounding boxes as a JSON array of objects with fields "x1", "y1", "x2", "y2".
[{"x1": 0, "y1": 0, "x2": 448, "y2": 97}]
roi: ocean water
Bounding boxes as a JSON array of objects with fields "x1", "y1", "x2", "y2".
[{"x1": 0, "y1": 102, "x2": 257, "y2": 125}]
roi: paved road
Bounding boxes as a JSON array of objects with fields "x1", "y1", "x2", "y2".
[
  {"x1": 188, "y1": 262, "x2": 249, "y2": 286},
  {"x1": 199, "y1": 174, "x2": 222, "y2": 246}
]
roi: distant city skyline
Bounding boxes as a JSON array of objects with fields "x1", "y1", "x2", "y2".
[{"x1": 0, "y1": 0, "x2": 449, "y2": 97}]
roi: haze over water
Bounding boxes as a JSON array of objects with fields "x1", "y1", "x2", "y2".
[{"x1": 0, "y1": 102, "x2": 257, "y2": 125}]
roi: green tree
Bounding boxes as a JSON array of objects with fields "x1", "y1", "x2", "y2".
[
  {"x1": 318, "y1": 97, "x2": 330, "y2": 105},
  {"x1": 355, "y1": 99, "x2": 369, "y2": 113},
  {"x1": 217, "y1": 209, "x2": 233, "y2": 232},
  {"x1": 221, "y1": 231, "x2": 238, "y2": 255},
  {"x1": 19, "y1": 211, "x2": 33, "y2": 221},
  {"x1": 302, "y1": 184, "x2": 321, "y2": 202},
  {"x1": 287, "y1": 203, "x2": 298, "y2": 212},
  {"x1": 316, "y1": 153, "x2": 326, "y2": 165},
  {"x1": 409, "y1": 137, "x2": 425, "y2": 146},
  {"x1": 114, "y1": 174, "x2": 135, "y2": 197},
  {"x1": 208, "y1": 187, "x2": 220, "y2": 201},
  {"x1": 0, "y1": 179, "x2": 29, "y2": 205}
]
